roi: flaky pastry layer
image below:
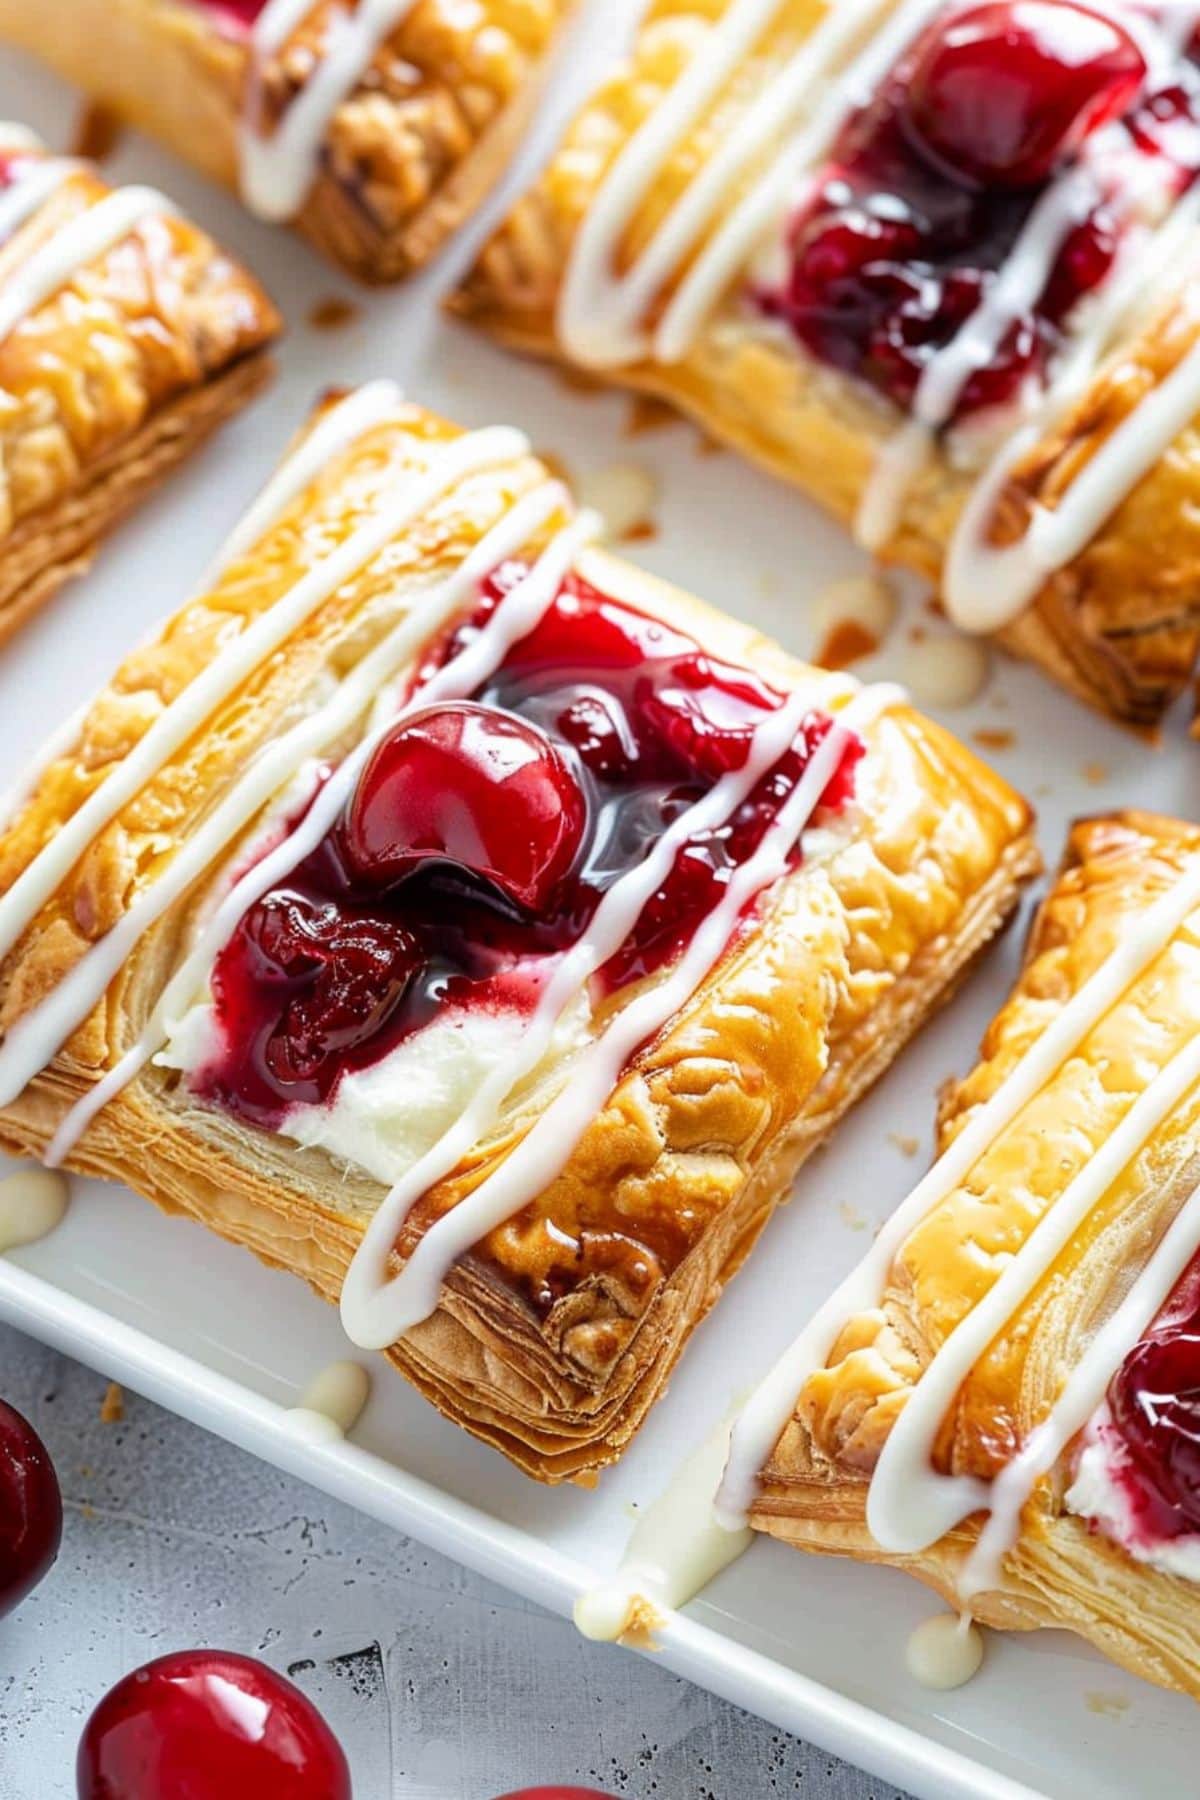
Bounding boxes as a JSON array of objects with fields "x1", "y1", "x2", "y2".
[
  {"x1": 0, "y1": 148, "x2": 279, "y2": 637},
  {"x1": 453, "y1": 0, "x2": 1200, "y2": 729},
  {"x1": 753, "y1": 810, "x2": 1200, "y2": 1698},
  {"x1": 0, "y1": 0, "x2": 572, "y2": 283},
  {"x1": 0, "y1": 395, "x2": 1036, "y2": 1481}
]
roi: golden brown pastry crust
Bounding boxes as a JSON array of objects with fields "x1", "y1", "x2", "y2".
[
  {"x1": 753, "y1": 809, "x2": 1200, "y2": 1698},
  {"x1": 0, "y1": 0, "x2": 572, "y2": 283},
  {"x1": 0, "y1": 394, "x2": 1037, "y2": 1481},
  {"x1": 0, "y1": 147, "x2": 279, "y2": 638},
  {"x1": 452, "y1": 0, "x2": 1200, "y2": 730}
]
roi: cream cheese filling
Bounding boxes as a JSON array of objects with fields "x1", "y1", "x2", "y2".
[
  {"x1": 158, "y1": 990, "x2": 593, "y2": 1189},
  {"x1": 1066, "y1": 1407, "x2": 1200, "y2": 1583}
]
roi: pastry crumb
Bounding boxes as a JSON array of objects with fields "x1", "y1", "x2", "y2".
[
  {"x1": 816, "y1": 618, "x2": 879, "y2": 671},
  {"x1": 1085, "y1": 1690, "x2": 1131, "y2": 1718},
  {"x1": 972, "y1": 727, "x2": 1015, "y2": 751},
  {"x1": 553, "y1": 365, "x2": 604, "y2": 397},
  {"x1": 307, "y1": 295, "x2": 361, "y2": 332},
  {"x1": 838, "y1": 1201, "x2": 868, "y2": 1232},
  {"x1": 623, "y1": 394, "x2": 678, "y2": 437},
  {"x1": 99, "y1": 1381, "x2": 124, "y2": 1424},
  {"x1": 890, "y1": 1133, "x2": 920, "y2": 1157},
  {"x1": 577, "y1": 461, "x2": 659, "y2": 544},
  {"x1": 72, "y1": 101, "x2": 123, "y2": 163},
  {"x1": 1082, "y1": 761, "x2": 1109, "y2": 786},
  {"x1": 812, "y1": 573, "x2": 896, "y2": 667}
]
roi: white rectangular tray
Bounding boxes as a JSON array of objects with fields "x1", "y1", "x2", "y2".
[{"x1": 1, "y1": 16, "x2": 1199, "y2": 1797}]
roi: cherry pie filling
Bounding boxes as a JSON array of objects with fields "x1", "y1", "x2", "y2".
[
  {"x1": 1097, "y1": 1252, "x2": 1200, "y2": 1542},
  {"x1": 192, "y1": 570, "x2": 861, "y2": 1158},
  {"x1": 189, "y1": 0, "x2": 270, "y2": 28},
  {"x1": 759, "y1": 1, "x2": 1200, "y2": 424}
]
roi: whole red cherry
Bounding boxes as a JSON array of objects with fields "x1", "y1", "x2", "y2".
[
  {"x1": 342, "y1": 702, "x2": 587, "y2": 913},
  {"x1": 0, "y1": 1396, "x2": 61, "y2": 1618},
  {"x1": 76, "y1": 1650, "x2": 351, "y2": 1800},
  {"x1": 906, "y1": 1, "x2": 1146, "y2": 187},
  {"x1": 492, "y1": 1790, "x2": 618, "y2": 1799}
]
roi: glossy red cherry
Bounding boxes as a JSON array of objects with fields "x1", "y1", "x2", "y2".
[
  {"x1": 195, "y1": 0, "x2": 269, "y2": 24},
  {"x1": 1109, "y1": 1327, "x2": 1200, "y2": 1537},
  {"x1": 342, "y1": 703, "x2": 587, "y2": 913},
  {"x1": 241, "y1": 891, "x2": 420, "y2": 1086},
  {"x1": 76, "y1": 1650, "x2": 351, "y2": 1800},
  {"x1": 492, "y1": 1790, "x2": 618, "y2": 1799},
  {"x1": 0, "y1": 1396, "x2": 61, "y2": 1618},
  {"x1": 906, "y1": 1, "x2": 1146, "y2": 187}
]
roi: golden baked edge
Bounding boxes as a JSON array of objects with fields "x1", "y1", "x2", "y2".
[
  {"x1": 0, "y1": 355, "x2": 273, "y2": 641},
  {"x1": 0, "y1": 144, "x2": 280, "y2": 636},
  {"x1": 449, "y1": 0, "x2": 1200, "y2": 731},
  {"x1": 0, "y1": 397, "x2": 1038, "y2": 1482},
  {"x1": 0, "y1": 0, "x2": 575, "y2": 283},
  {"x1": 752, "y1": 809, "x2": 1200, "y2": 1699}
]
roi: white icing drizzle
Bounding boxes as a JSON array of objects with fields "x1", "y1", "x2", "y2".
[
  {"x1": 856, "y1": 150, "x2": 1112, "y2": 550},
  {"x1": 574, "y1": 1418, "x2": 753, "y2": 1642},
  {"x1": 840, "y1": 2, "x2": 1200, "y2": 619},
  {"x1": 0, "y1": 124, "x2": 45, "y2": 157},
  {"x1": 0, "y1": 418, "x2": 530, "y2": 1111},
  {"x1": 0, "y1": 184, "x2": 172, "y2": 344},
  {"x1": 943, "y1": 159, "x2": 1200, "y2": 632},
  {"x1": 957, "y1": 1164, "x2": 1200, "y2": 1599},
  {"x1": 43, "y1": 486, "x2": 586, "y2": 1164},
  {"x1": 865, "y1": 1021, "x2": 1200, "y2": 1556},
  {"x1": 0, "y1": 385, "x2": 403, "y2": 835},
  {"x1": 655, "y1": 0, "x2": 947, "y2": 365},
  {"x1": 0, "y1": 349, "x2": 898, "y2": 1373},
  {"x1": 338, "y1": 676, "x2": 838, "y2": 1344},
  {"x1": 0, "y1": 1167, "x2": 69, "y2": 1252},
  {"x1": 559, "y1": 0, "x2": 939, "y2": 368},
  {"x1": 0, "y1": 154, "x2": 80, "y2": 248},
  {"x1": 211, "y1": 377, "x2": 406, "y2": 575},
  {"x1": 285, "y1": 1357, "x2": 371, "y2": 1443},
  {"x1": 561, "y1": 0, "x2": 1200, "y2": 628},
  {"x1": 904, "y1": 1612, "x2": 984, "y2": 1690},
  {"x1": 21, "y1": 483, "x2": 885, "y2": 1348},
  {"x1": 340, "y1": 681, "x2": 901, "y2": 1351},
  {"x1": 241, "y1": 0, "x2": 416, "y2": 222},
  {"x1": 717, "y1": 848, "x2": 1200, "y2": 1530}
]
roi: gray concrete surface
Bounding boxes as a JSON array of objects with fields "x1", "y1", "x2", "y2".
[{"x1": 0, "y1": 1324, "x2": 909, "y2": 1800}]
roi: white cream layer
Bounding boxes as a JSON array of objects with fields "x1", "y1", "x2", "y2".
[
  {"x1": 1066, "y1": 1409, "x2": 1200, "y2": 1583},
  {"x1": 160, "y1": 995, "x2": 592, "y2": 1190}
]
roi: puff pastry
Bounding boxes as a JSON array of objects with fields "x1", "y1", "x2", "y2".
[
  {"x1": 455, "y1": 0, "x2": 1200, "y2": 730},
  {"x1": 0, "y1": 382, "x2": 1036, "y2": 1481},
  {"x1": 724, "y1": 809, "x2": 1200, "y2": 1700},
  {"x1": 0, "y1": 125, "x2": 278, "y2": 641},
  {"x1": 0, "y1": 0, "x2": 572, "y2": 283}
]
